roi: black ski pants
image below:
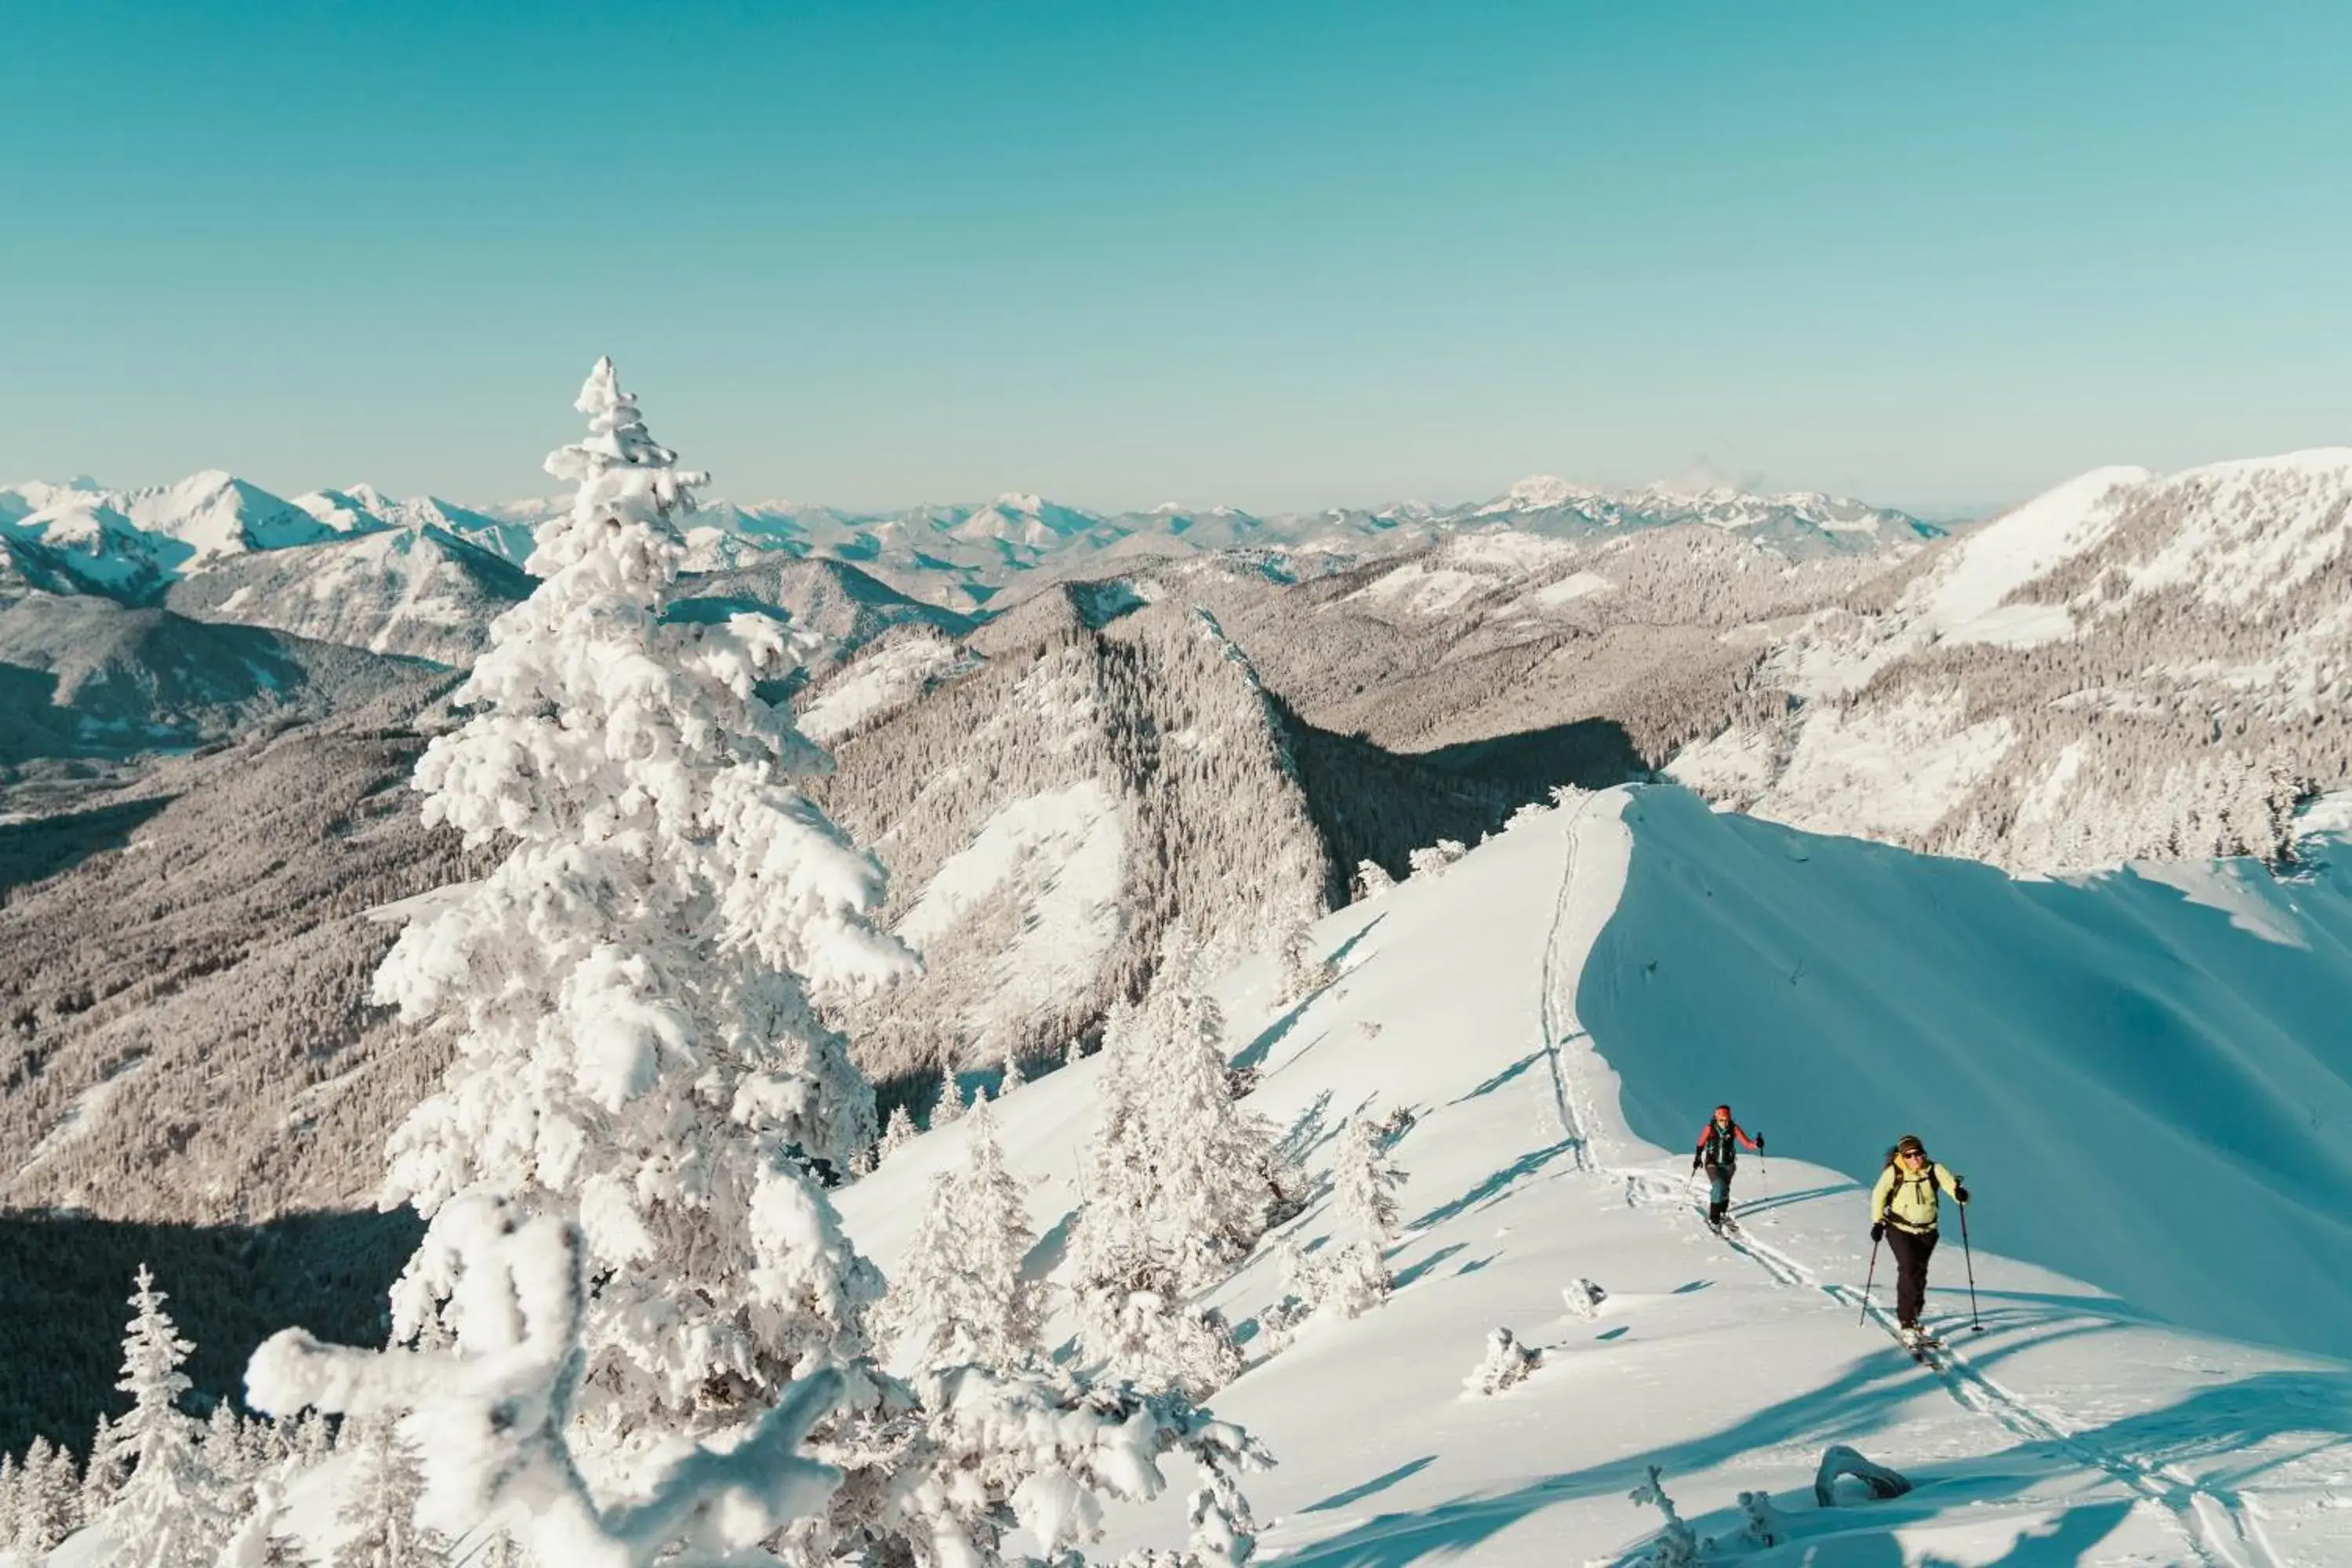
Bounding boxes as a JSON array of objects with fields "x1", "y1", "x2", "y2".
[{"x1": 1888, "y1": 1224, "x2": 1939, "y2": 1327}]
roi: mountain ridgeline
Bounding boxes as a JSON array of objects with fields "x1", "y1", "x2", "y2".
[
  {"x1": 6, "y1": 449, "x2": 2352, "y2": 1236},
  {"x1": 807, "y1": 586, "x2": 1597, "y2": 1091},
  {"x1": 1671, "y1": 453, "x2": 2352, "y2": 869}
]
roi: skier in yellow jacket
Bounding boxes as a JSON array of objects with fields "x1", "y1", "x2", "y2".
[{"x1": 1869, "y1": 1133, "x2": 1969, "y2": 1347}]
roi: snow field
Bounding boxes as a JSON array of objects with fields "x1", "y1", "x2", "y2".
[
  {"x1": 842, "y1": 789, "x2": 2352, "y2": 1564},
  {"x1": 891, "y1": 779, "x2": 1127, "y2": 1036}
]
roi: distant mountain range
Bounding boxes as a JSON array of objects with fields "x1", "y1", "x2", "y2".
[{"x1": 2, "y1": 470, "x2": 1940, "y2": 619}]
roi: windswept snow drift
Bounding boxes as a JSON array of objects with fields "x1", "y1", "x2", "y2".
[{"x1": 842, "y1": 789, "x2": 2352, "y2": 1565}]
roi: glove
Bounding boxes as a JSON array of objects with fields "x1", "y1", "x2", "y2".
[
  {"x1": 1691, "y1": 1156, "x2": 1702, "y2": 1174},
  {"x1": 1756, "y1": 1134, "x2": 1766, "y2": 1151},
  {"x1": 1870, "y1": 1222, "x2": 1885, "y2": 1243},
  {"x1": 1955, "y1": 1185, "x2": 1971, "y2": 1204}
]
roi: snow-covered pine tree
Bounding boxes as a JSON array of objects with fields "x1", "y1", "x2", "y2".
[
  {"x1": 1334, "y1": 1116, "x2": 1403, "y2": 1242},
  {"x1": 1351, "y1": 860, "x2": 1395, "y2": 902},
  {"x1": 106, "y1": 1265, "x2": 222, "y2": 1566},
  {"x1": 14, "y1": 1435, "x2": 81, "y2": 1556},
  {"x1": 933, "y1": 1062, "x2": 966, "y2": 1127},
  {"x1": 1073, "y1": 927, "x2": 1278, "y2": 1395},
  {"x1": 1314, "y1": 1240, "x2": 1390, "y2": 1323},
  {"x1": 1627, "y1": 1465, "x2": 1698, "y2": 1567},
  {"x1": 877, "y1": 1104, "x2": 918, "y2": 1162},
  {"x1": 875, "y1": 1171, "x2": 964, "y2": 1370},
  {"x1": 81, "y1": 1414, "x2": 126, "y2": 1522},
  {"x1": 1463, "y1": 1327, "x2": 1541, "y2": 1397},
  {"x1": 203, "y1": 1403, "x2": 256, "y2": 1520},
  {"x1": 1136, "y1": 924, "x2": 1281, "y2": 1284},
  {"x1": 946, "y1": 1094, "x2": 1043, "y2": 1370},
  {"x1": 366, "y1": 359, "x2": 914, "y2": 1467},
  {"x1": 334, "y1": 1414, "x2": 442, "y2": 1568},
  {"x1": 1000, "y1": 1050, "x2": 1026, "y2": 1095},
  {"x1": 1275, "y1": 902, "x2": 1330, "y2": 1004},
  {"x1": 876, "y1": 1094, "x2": 1043, "y2": 1375},
  {"x1": 1406, "y1": 839, "x2": 1467, "y2": 878},
  {"x1": 0, "y1": 1452, "x2": 20, "y2": 1554},
  {"x1": 1074, "y1": 1000, "x2": 1228, "y2": 1395},
  {"x1": 229, "y1": 361, "x2": 1277, "y2": 1568},
  {"x1": 886, "y1": 1366, "x2": 1272, "y2": 1568},
  {"x1": 1187, "y1": 1452, "x2": 1261, "y2": 1568},
  {"x1": 249, "y1": 1200, "x2": 848, "y2": 1568},
  {"x1": 290, "y1": 1411, "x2": 332, "y2": 1468}
]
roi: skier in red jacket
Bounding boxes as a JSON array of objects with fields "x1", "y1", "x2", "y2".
[{"x1": 1691, "y1": 1104, "x2": 1763, "y2": 1230}]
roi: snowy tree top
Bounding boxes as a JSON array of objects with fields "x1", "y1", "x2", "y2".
[{"x1": 543, "y1": 357, "x2": 708, "y2": 528}]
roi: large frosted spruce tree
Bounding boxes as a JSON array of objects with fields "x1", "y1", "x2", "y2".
[{"x1": 368, "y1": 358, "x2": 915, "y2": 1454}]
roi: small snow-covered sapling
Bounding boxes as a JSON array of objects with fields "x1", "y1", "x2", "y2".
[
  {"x1": 1626, "y1": 1465, "x2": 1700, "y2": 1567},
  {"x1": 1462, "y1": 1327, "x2": 1541, "y2": 1396}
]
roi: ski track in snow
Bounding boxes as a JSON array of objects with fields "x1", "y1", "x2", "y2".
[
  {"x1": 1535, "y1": 789, "x2": 2285, "y2": 1568},
  {"x1": 1532, "y1": 791, "x2": 1599, "y2": 1169}
]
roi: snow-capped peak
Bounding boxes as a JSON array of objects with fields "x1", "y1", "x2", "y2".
[{"x1": 1494, "y1": 474, "x2": 1580, "y2": 511}]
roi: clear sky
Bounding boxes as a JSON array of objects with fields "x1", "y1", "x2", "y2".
[{"x1": 4, "y1": 2, "x2": 2348, "y2": 514}]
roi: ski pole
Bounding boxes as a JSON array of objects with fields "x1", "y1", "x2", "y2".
[
  {"x1": 1958, "y1": 1199, "x2": 1982, "y2": 1333},
  {"x1": 1858, "y1": 1235, "x2": 1880, "y2": 1327}
]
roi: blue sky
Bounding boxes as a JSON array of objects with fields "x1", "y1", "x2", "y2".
[{"x1": 4, "y1": 2, "x2": 2347, "y2": 514}]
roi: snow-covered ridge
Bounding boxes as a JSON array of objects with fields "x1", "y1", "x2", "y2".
[
  {"x1": 1471, "y1": 473, "x2": 1919, "y2": 539},
  {"x1": 841, "y1": 788, "x2": 2352, "y2": 1563},
  {"x1": 1682, "y1": 446, "x2": 2352, "y2": 872}
]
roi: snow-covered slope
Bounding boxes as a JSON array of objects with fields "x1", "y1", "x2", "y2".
[
  {"x1": 814, "y1": 598, "x2": 1336, "y2": 1080},
  {"x1": 0, "y1": 596, "x2": 446, "y2": 764},
  {"x1": 162, "y1": 524, "x2": 532, "y2": 667},
  {"x1": 1587, "y1": 786, "x2": 2352, "y2": 1361},
  {"x1": 840, "y1": 787, "x2": 2352, "y2": 1564},
  {"x1": 666, "y1": 555, "x2": 980, "y2": 688},
  {"x1": 796, "y1": 629, "x2": 979, "y2": 746},
  {"x1": 1679, "y1": 450, "x2": 2352, "y2": 870}
]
